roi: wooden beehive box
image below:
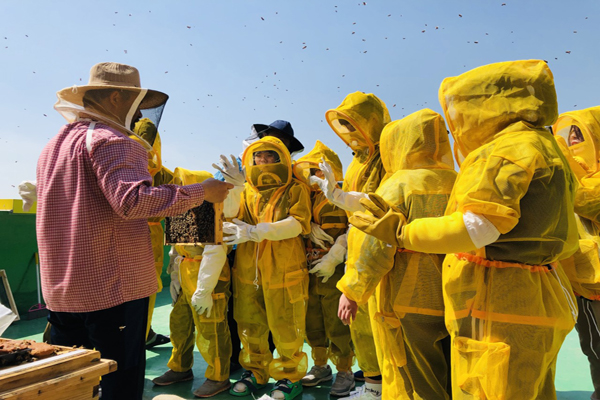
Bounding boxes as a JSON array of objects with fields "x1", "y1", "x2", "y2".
[
  {"x1": 165, "y1": 201, "x2": 223, "y2": 245},
  {"x1": 0, "y1": 339, "x2": 116, "y2": 399}
]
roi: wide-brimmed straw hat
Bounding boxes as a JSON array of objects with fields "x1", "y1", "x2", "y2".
[{"x1": 56, "y1": 62, "x2": 168, "y2": 109}]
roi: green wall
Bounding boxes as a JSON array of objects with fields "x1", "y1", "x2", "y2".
[
  {"x1": 0, "y1": 211, "x2": 171, "y2": 317},
  {"x1": 0, "y1": 211, "x2": 40, "y2": 316}
]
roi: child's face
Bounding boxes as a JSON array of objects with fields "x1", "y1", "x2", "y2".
[
  {"x1": 338, "y1": 118, "x2": 356, "y2": 132},
  {"x1": 568, "y1": 125, "x2": 584, "y2": 146},
  {"x1": 332, "y1": 117, "x2": 367, "y2": 151},
  {"x1": 254, "y1": 150, "x2": 278, "y2": 165}
]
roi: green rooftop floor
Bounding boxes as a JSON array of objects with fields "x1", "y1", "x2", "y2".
[{"x1": 2, "y1": 289, "x2": 595, "y2": 400}]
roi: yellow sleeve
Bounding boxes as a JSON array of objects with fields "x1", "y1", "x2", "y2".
[
  {"x1": 401, "y1": 211, "x2": 477, "y2": 254},
  {"x1": 337, "y1": 227, "x2": 396, "y2": 305},
  {"x1": 236, "y1": 184, "x2": 250, "y2": 222},
  {"x1": 453, "y1": 153, "x2": 533, "y2": 234},
  {"x1": 288, "y1": 183, "x2": 313, "y2": 235},
  {"x1": 337, "y1": 178, "x2": 409, "y2": 303},
  {"x1": 575, "y1": 176, "x2": 600, "y2": 225}
]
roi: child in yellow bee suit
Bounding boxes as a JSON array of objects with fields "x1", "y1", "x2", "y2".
[
  {"x1": 293, "y1": 141, "x2": 356, "y2": 397},
  {"x1": 152, "y1": 168, "x2": 233, "y2": 398},
  {"x1": 338, "y1": 109, "x2": 455, "y2": 399},
  {"x1": 350, "y1": 60, "x2": 579, "y2": 399},
  {"x1": 224, "y1": 137, "x2": 312, "y2": 400},
  {"x1": 554, "y1": 107, "x2": 600, "y2": 400},
  {"x1": 312, "y1": 92, "x2": 390, "y2": 399}
]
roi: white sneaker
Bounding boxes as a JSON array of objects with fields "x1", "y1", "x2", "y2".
[{"x1": 338, "y1": 385, "x2": 381, "y2": 400}]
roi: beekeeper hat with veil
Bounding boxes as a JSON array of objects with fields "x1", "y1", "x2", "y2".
[{"x1": 54, "y1": 62, "x2": 168, "y2": 150}]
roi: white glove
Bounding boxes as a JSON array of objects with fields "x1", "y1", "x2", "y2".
[
  {"x1": 191, "y1": 244, "x2": 228, "y2": 317},
  {"x1": 463, "y1": 211, "x2": 501, "y2": 249},
  {"x1": 308, "y1": 222, "x2": 334, "y2": 250},
  {"x1": 167, "y1": 246, "x2": 182, "y2": 305},
  {"x1": 310, "y1": 234, "x2": 347, "y2": 283},
  {"x1": 309, "y1": 159, "x2": 338, "y2": 199},
  {"x1": 223, "y1": 185, "x2": 244, "y2": 219},
  {"x1": 18, "y1": 180, "x2": 37, "y2": 212},
  {"x1": 310, "y1": 179, "x2": 368, "y2": 214},
  {"x1": 311, "y1": 160, "x2": 368, "y2": 214},
  {"x1": 212, "y1": 154, "x2": 246, "y2": 186},
  {"x1": 331, "y1": 190, "x2": 369, "y2": 213},
  {"x1": 222, "y1": 219, "x2": 256, "y2": 245},
  {"x1": 223, "y1": 217, "x2": 302, "y2": 245}
]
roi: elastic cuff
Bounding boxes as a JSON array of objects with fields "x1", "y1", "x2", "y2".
[
  {"x1": 336, "y1": 275, "x2": 363, "y2": 305},
  {"x1": 335, "y1": 356, "x2": 355, "y2": 372},
  {"x1": 312, "y1": 347, "x2": 329, "y2": 365}
]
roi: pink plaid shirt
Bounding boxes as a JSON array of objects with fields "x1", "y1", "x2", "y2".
[{"x1": 37, "y1": 120, "x2": 204, "y2": 312}]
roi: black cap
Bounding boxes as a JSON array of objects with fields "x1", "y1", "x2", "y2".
[{"x1": 251, "y1": 120, "x2": 304, "y2": 155}]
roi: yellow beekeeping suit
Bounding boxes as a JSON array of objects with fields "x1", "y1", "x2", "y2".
[
  {"x1": 294, "y1": 141, "x2": 354, "y2": 372},
  {"x1": 339, "y1": 109, "x2": 456, "y2": 399},
  {"x1": 234, "y1": 137, "x2": 312, "y2": 384},
  {"x1": 438, "y1": 60, "x2": 578, "y2": 400},
  {"x1": 167, "y1": 168, "x2": 232, "y2": 382},
  {"x1": 327, "y1": 92, "x2": 390, "y2": 378}
]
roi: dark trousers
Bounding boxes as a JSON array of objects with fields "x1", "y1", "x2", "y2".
[
  {"x1": 228, "y1": 282, "x2": 242, "y2": 366},
  {"x1": 227, "y1": 249, "x2": 242, "y2": 365},
  {"x1": 48, "y1": 297, "x2": 149, "y2": 400},
  {"x1": 576, "y1": 296, "x2": 600, "y2": 400}
]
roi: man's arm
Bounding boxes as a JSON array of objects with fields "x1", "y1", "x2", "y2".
[{"x1": 90, "y1": 133, "x2": 208, "y2": 219}]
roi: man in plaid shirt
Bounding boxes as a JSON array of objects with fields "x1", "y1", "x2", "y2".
[{"x1": 36, "y1": 62, "x2": 232, "y2": 400}]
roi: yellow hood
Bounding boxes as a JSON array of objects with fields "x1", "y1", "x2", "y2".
[
  {"x1": 439, "y1": 60, "x2": 558, "y2": 160},
  {"x1": 294, "y1": 140, "x2": 343, "y2": 189},
  {"x1": 325, "y1": 91, "x2": 391, "y2": 154},
  {"x1": 242, "y1": 136, "x2": 292, "y2": 192},
  {"x1": 172, "y1": 168, "x2": 213, "y2": 186},
  {"x1": 554, "y1": 106, "x2": 600, "y2": 174},
  {"x1": 381, "y1": 109, "x2": 454, "y2": 175},
  {"x1": 133, "y1": 118, "x2": 162, "y2": 177}
]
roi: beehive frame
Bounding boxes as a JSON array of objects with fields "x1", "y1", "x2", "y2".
[{"x1": 164, "y1": 202, "x2": 223, "y2": 246}]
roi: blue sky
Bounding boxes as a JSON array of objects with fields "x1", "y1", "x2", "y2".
[{"x1": 1, "y1": 0, "x2": 599, "y2": 198}]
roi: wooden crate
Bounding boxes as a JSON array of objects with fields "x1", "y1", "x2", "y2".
[
  {"x1": 0, "y1": 339, "x2": 116, "y2": 400},
  {"x1": 165, "y1": 202, "x2": 224, "y2": 246}
]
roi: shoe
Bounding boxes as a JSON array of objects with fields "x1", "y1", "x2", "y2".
[
  {"x1": 152, "y1": 369, "x2": 194, "y2": 386},
  {"x1": 193, "y1": 379, "x2": 231, "y2": 398},
  {"x1": 330, "y1": 371, "x2": 356, "y2": 397},
  {"x1": 354, "y1": 370, "x2": 365, "y2": 382},
  {"x1": 338, "y1": 385, "x2": 381, "y2": 400},
  {"x1": 230, "y1": 370, "x2": 267, "y2": 397},
  {"x1": 146, "y1": 333, "x2": 171, "y2": 349},
  {"x1": 300, "y1": 364, "x2": 333, "y2": 387},
  {"x1": 270, "y1": 379, "x2": 303, "y2": 400}
]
